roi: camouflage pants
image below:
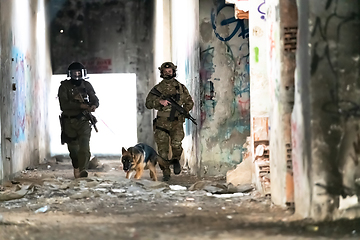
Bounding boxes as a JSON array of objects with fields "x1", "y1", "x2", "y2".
[
  {"x1": 63, "y1": 118, "x2": 92, "y2": 171},
  {"x1": 154, "y1": 117, "x2": 184, "y2": 176}
]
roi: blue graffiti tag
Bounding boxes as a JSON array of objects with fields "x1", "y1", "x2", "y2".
[
  {"x1": 258, "y1": 0, "x2": 266, "y2": 20},
  {"x1": 211, "y1": 2, "x2": 249, "y2": 41}
]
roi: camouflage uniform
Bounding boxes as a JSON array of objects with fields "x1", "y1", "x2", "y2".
[
  {"x1": 58, "y1": 79, "x2": 99, "y2": 175},
  {"x1": 145, "y1": 62, "x2": 194, "y2": 180}
]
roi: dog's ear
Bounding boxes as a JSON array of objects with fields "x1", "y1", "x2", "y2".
[{"x1": 122, "y1": 147, "x2": 127, "y2": 154}]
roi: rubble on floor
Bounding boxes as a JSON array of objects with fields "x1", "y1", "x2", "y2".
[{"x1": 0, "y1": 175, "x2": 257, "y2": 213}]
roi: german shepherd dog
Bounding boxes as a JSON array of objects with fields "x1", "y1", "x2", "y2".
[{"x1": 121, "y1": 143, "x2": 173, "y2": 181}]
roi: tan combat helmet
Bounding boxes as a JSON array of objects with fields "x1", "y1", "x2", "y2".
[
  {"x1": 158, "y1": 61, "x2": 177, "y2": 71},
  {"x1": 159, "y1": 62, "x2": 177, "y2": 79}
]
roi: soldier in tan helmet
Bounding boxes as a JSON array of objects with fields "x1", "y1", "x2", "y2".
[{"x1": 145, "y1": 62, "x2": 194, "y2": 181}]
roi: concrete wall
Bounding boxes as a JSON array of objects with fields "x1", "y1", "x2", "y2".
[
  {"x1": 49, "y1": 0, "x2": 155, "y2": 145},
  {"x1": 249, "y1": 0, "x2": 269, "y2": 121},
  {"x1": 170, "y1": 0, "x2": 200, "y2": 174},
  {"x1": 0, "y1": 0, "x2": 52, "y2": 182},
  {"x1": 266, "y1": 0, "x2": 297, "y2": 206},
  {"x1": 248, "y1": 0, "x2": 270, "y2": 194},
  {"x1": 199, "y1": 0, "x2": 250, "y2": 176},
  {"x1": 294, "y1": 0, "x2": 360, "y2": 220},
  {"x1": 266, "y1": 0, "x2": 283, "y2": 203},
  {"x1": 154, "y1": 0, "x2": 172, "y2": 82}
]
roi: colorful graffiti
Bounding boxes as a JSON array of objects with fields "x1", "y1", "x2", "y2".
[
  {"x1": 12, "y1": 48, "x2": 27, "y2": 143},
  {"x1": 225, "y1": 41, "x2": 250, "y2": 123},
  {"x1": 198, "y1": 0, "x2": 252, "y2": 168},
  {"x1": 258, "y1": 0, "x2": 266, "y2": 20},
  {"x1": 200, "y1": 0, "x2": 250, "y2": 129},
  {"x1": 269, "y1": 23, "x2": 275, "y2": 59},
  {"x1": 200, "y1": 47, "x2": 217, "y2": 124},
  {"x1": 254, "y1": 47, "x2": 259, "y2": 62},
  {"x1": 211, "y1": 1, "x2": 249, "y2": 41}
]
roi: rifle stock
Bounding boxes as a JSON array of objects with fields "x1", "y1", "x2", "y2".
[{"x1": 150, "y1": 88, "x2": 197, "y2": 125}]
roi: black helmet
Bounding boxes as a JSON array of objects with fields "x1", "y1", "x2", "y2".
[
  {"x1": 67, "y1": 62, "x2": 87, "y2": 80},
  {"x1": 159, "y1": 62, "x2": 177, "y2": 79}
]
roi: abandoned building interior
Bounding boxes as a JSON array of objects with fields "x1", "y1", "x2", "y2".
[{"x1": 1, "y1": 0, "x2": 360, "y2": 239}]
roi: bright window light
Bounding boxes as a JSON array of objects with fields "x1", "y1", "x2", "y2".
[{"x1": 49, "y1": 73, "x2": 137, "y2": 156}]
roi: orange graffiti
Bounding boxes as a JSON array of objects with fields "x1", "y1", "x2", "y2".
[{"x1": 269, "y1": 23, "x2": 275, "y2": 59}]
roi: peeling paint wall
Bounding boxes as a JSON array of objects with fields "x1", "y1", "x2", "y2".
[
  {"x1": 266, "y1": 0, "x2": 285, "y2": 204},
  {"x1": 49, "y1": 0, "x2": 154, "y2": 144},
  {"x1": 248, "y1": 0, "x2": 270, "y2": 194},
  {"x1": 0, "y1": 0, "x2": 52, "y2": 182},
  {"x1": 266, "y1": 0, "x2": 297, "y2": 206},
  {"x1": 294, "y1": 0, "x2": 360, "y2": 220},
  {"x1": 249, "y1": 0, "x2": 269, "y2": 118},
  {"x1": 199, "y1": 0, "x2": 250, "y2": 176},
  {"x1": 170, "y1": 0, "x2": 200, "y2": 175}
]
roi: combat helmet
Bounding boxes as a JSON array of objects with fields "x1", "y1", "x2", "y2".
[
  {"x1": 159, "y1": 61, "x2": 177, "y2": 79},
  {"x1": 67, "y1": 62, "x2": 87, "y2": 80}
]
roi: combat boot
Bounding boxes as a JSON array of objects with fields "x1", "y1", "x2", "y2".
[
  {"x1": 172, "y1": 159, "x2": 181, "y2": 175},
  {"x1": 163, "y1": 174, "x2": 171, "y2": 181},
  {"x1": 73, "y1": 168, "x2": 80, "y2": 178},
  {"x1": 80, "y1": 170, "x2": 88, "y2": 178},
  {"x1": 162, "y1": 168, "x2": 171, "y2": 181}
]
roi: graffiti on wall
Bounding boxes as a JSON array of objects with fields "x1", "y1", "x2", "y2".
[
  {"x1": 211, "y1": 1, "x2": 249, "y2": 41},
  {"x1": 200, "y1": 0, "x2": 250, "y2": 128},
  {"x1": 303, "y1": 1, "x2": 360, "y2": 198},
  {"x1": 200, "y1": 46, "x2": 217, "y2": 124},
  {"x1": 197, "y1": 0, "x2": 252, "y2": 167},
  {"x1": 312, "y1": 1, "x2": 360, "y2": 117},
  {"x1": 225, "y1": 42, "x2": 250, "y2": 123},
  {"x1": 81, "y1": 58, "x2": 112, "y2": 73},
  {"x1": 267, "y1": 4, "x2": 278, "y2": 103},
  {"x1": 12, "y1": 48, "x2": 27, "y2": 143},
  {"x1": 258, "y1": 0, "x2": 266, "y2": 20}
]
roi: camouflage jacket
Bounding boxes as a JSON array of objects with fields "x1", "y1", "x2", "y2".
[
  {"x1": 145, "y1": 78, "x2": 194, "y2": 118},
  {"x1": 58, "y1": 79, "x2": 99, "y2": 117}
]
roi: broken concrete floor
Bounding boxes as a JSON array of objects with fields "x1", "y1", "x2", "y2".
[{"x1": 1, "y1": 158, "x2": 360, "y2": 240}]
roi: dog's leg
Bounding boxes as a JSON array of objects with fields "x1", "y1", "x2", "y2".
[
  {"x1": 148, "y1": 163, "x2": 158, "y2": 181},
  {"x1": 133, "y1": 154, "x2": 145, "y2": 180},
  {"x1": 134, "y1": 164, "x2": 144, "y2": 179},
  {"x1": 126, "y1": 171, "x2": 134, "y2": 179}
]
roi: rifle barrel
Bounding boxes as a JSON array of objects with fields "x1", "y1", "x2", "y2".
[{"x1": 151, "y1": 88, "x2": 197, "y2": 125}]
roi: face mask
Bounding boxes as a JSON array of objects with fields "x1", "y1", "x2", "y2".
[{"x1": 71, "y1": 78, "x2": 83, "y2": 86}]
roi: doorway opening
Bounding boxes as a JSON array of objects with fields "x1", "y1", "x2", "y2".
[{"x1": 49, "y1": 73, "x2": 137, "y2": 156}]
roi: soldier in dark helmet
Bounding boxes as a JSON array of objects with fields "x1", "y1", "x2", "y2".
[
  {"x1": 58, "y1": 62, "x2": 99, "y2": 178},
  {"x1": 145, "y1": 62, "x2": 194, "y2": 181}
]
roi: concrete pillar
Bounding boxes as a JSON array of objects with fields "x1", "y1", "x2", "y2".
[
  {"x1": 1, "y1": 0, "x2": 52, "y2": 182},
  {"x1": 249, "y1": 0, "x2": 270, "y2": 195},
  {"x1": 199, "y1": 0, "x2": 250, "y2": 176},
  {"x1": 170, "y1": 0, "x2": 200, "y2": 174},
  {"x1": 294, "y1": 0, "x2": 360, "y2": 220},
  {"x1": 154, "y1": 0, "x2": 172, "y2": 82},
  {"x1": 267, "y1": 0, "x2": 297, "y2": 206}
]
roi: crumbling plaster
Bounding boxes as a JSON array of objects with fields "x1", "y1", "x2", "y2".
[{"x1": 199, "y1": 0, "x2": 250, "y2": 176}]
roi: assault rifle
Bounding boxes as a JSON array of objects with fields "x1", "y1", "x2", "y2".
[
  {"x1": 77, "y1": 93, "x2": 99, "y2": 132},
  {"x1": 150, "y1": 87, "x2": 197, "y2": 125}
]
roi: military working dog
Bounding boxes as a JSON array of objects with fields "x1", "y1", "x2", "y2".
[{"x1": 121, "y1": 143, "x2": 174, "y2": 181}]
